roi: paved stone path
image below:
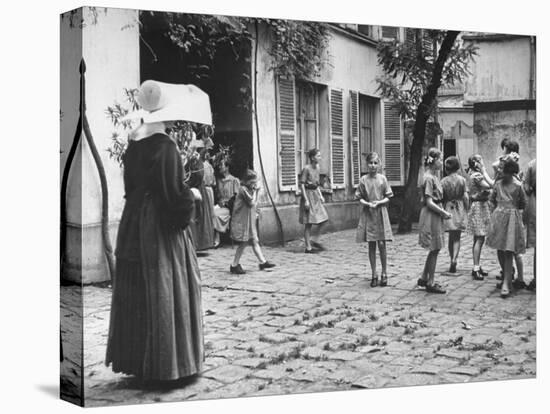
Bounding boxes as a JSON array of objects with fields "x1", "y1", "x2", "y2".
[{"x1": 61, "y1": 228, "x2": 536, "y2": 407}]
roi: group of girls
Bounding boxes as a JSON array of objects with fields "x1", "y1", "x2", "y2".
[
  {"x1": 414, "y1": 141, "x2": 536, "y2": 298},
  {"x1": 205, "y1": 142, "x2": 535, "y2": 300}
]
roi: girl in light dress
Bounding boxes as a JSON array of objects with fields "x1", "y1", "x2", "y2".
[
  {"x1": 299, "y1": 149, "x2": 329, "y2": 253},
  {"x1": 355, "y1": 152, "x2": 393, "y2": 287},
  {"x1": 229, "y1": 170, "x2": 276, "y2": 274},
  {"x1": 417, "y1": 148, "x2": 452, "y2": 294},
  {"x1": 492, "y1": 139, "x2": 526, "y2": 288},
  {"x1": 487, "y1": 158, "x2": 527, "y2": 298},
  {"x1": 466, "y1": 154, "x2": 494, "y2": 280},
  {"x1": 441, "y1": 156, "x2": 469, "y2": 274}
]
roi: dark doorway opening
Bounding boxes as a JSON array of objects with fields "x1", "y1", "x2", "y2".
[{"x1": 138, "y1": 12, "x2": 253, "y2": 180}]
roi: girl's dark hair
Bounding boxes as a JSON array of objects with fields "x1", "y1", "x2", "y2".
[
  {"x1": 500, "y1": 138, "x2": 510, "y2": 150},
  {"x1": 242, "y1": 169, "x2": 258, "y2": 184},
  {"x1": 424, "y1": 147, "x2": 442, "y2": 167},
  {"x1": 308, "y1": 148, "x2": 320, "y2": 162},
  {"x1": 502, "y1": 158, "x2": 519, "y2": 176},
  {"x1": 504, "y1": 140, "x2": 519, "y2": 154},
  {"x1": 444, "y1": 156, "x2": 460, "y2": 173},
  {"x1": 467, "y1": 154, "x2": 482, "y2": 172},
  {"x1": 365, "y1": 152, "x2": 381, "y2": 163}
]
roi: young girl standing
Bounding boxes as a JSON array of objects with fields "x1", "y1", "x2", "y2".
[
  {"x1": 441, "y1": 156, "x2": 469, "y2": 273},
  {"x1": 523, "y1": 158, "x2": 536, "y2": 291},
  {"x1": 230, "y1": 170, "x2": 276, "y2": 274},
  {"x1": 299, "y1": 148, "x2": 329, "y2": 253},
  {"x1": 355, "y1": 152, "x2": 393, "y2": 287},
  {"x1": 418, "y1": 148, "x2": 452, "y2": 294},
  {"x1": 487, "y1": 158, "x2": 527, "y2": 298},
  {"x1": 466, "y1": 154, "x2": 494, "y2": 280}
]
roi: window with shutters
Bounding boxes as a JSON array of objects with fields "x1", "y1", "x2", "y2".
[
  {"x1": 276, "y1": 77, "x2": 298, "y2": 191},
  {"x1": 381, "y1": 26, "x2": 399, "y2": 40},
  {"x1": 383, "y1": 102, "x2": 404, "y2": 186},
  {"x1": 296, "y1": 81, "x2": 320, "y2": 173},
  {"x1": 359, "y1": 95, "x2": 377, "y2": 175},
  {"x1": 330, "y1": 88, "x2": 345, "y2": 188},
  {"x1": 357, "y1": 25, "x2": 375, "y2": 38},
  {"x1": 349, "y1": 91, "x2": 360, "y2": 186}
]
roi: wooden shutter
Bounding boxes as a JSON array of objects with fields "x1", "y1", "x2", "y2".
[
  {"x1": 383, "y1": 101, "x2": 404, "y2": 186},
  {"x1": 421, "y1": 30, "x2": 434, "y2": 58},
  {"x1": 276, "y1": 76, "x2": 297, "y2": 191},
  {"x1": 349, "y1": 91, "x2": 360, "y2": 187},
  {"x1": 330, "y1": 88, "x2": 345, "y2": 188}
]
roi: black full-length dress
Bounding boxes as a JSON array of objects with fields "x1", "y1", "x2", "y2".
[{"x1": 106, "y1": 133, "x2": 204, "y2": 381}]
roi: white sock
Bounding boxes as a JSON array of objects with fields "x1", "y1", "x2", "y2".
[{"x1": 473, "y1": 265, "x2": 480, "y2": 271}]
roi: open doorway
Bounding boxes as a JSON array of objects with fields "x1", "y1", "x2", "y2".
[{"x1": 138, "y1": 12, "x2": 253, "y2": 180}]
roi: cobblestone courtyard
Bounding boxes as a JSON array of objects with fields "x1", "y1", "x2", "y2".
[{"x1": 61, "y1": 228, "x2": 536, "y2": 407}]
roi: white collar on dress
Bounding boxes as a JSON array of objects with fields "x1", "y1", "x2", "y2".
[{"x1": 128, "y1": 122, "x2": 167, "y2": 141}]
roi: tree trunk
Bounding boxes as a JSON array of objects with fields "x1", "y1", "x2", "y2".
[{"x1": 397, "y1": 30, "x2": 460, "y2": 233}]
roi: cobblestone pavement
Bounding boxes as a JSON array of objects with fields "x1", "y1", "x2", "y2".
[{"x1": 60, "y1": 228, "x2": 536, "y2": 407}]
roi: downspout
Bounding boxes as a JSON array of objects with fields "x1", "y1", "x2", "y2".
[{"x1": 253, "y1": 21, "x2": 285, "y2": 246}]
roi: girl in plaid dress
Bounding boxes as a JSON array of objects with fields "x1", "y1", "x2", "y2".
[{"x1": 466, "y1": 154, "x2": 494, "y2": 280}]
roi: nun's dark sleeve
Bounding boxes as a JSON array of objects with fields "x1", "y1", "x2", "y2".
[{"x1": 155, "y1": 140, "x2": 195, "y2": 230}]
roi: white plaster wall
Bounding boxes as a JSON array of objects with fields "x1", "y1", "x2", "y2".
[
  {"x1": 464, "y1": 37, "x2": 532, "y2": 102},
  {"x1": 81, "y1": 7, "x2": 140, "y2": 226}
]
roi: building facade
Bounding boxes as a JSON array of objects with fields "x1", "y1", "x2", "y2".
[{"x1": 438, "y1": 33, "x2": 536, "y2": 172}]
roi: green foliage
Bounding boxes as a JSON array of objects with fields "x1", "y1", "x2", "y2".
[
  {"x1": 150, "y1": 12, "x2": 331, "y2": 96},
  {"x1": 376, "y1": 30, "x2": 477, "y2": 119},
  {"x1": 253, "y1": 18, "x2": 332, "y2": 79}
]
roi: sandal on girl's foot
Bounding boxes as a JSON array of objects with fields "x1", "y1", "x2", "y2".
[
  {"x1": 426, "y1": 283, "x2": 446, "y2": 294},
  {"x1": 304, "y1": 248, "x2": 317, "y2": 254},
  {"x1": 500, "y1": 287, "x2": 510, "y2": 298},
  {"x1": 259, "y1": 261, "x2": 276, "y2": 270},
  {"x1": 230, "y1": 264, "x2": 246, "y2": 274},
  {"x1": 380, "y1": 274, "x2": 388, "y2": 287},
  {"x1": 417, "y1": 278, "x2": 427, "y2": 287},
  {"x1": 370, "y1": 276, "x2": 379, "y2": 287},
  {"x1": 471, "y1": 270, "x2": 484, "y2": 281},
  {"x1": 449, "y1": 262, "x2": 457, "y2": 273},
  {"x1": 479, "y1": 267, "x2": 489, "y2": 276}
]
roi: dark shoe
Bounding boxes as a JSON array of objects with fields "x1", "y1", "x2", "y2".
[
  {"x1": 449, "y1": 262, "x2": 457, "y2": 273},
  {"x1": 370, "y1": 276, "x2": 378, "y2": 287},
  {"x1": 512, "y1": 279, "x2": 527, "y2": 290},
  {"x1": 417, "y1": 278, "x2": 427, "y2": 288},
  {"x1": 380, "y1": 274, "x2": 388, "y2": 287},
  {"x1": 259, "y1": 261, "x2": 276, "y2": 270},
  {"x1": 527, "y1": 280, "x2": 536, "y2": 291},
  {"x1": 305, "y1": 248, "x2": 317, "y2": 254},
  {"x1": 479, "y1": 267, "x2": 489, "y2": 276},
  {"x1": 311, "y1": 241, "x2": 326, "y2": 251},
  {"x1": 230, "y1": 264, "x2": 246, "y2": 274},
  {"x1": 426, "y1": 283, "x2": 446, "y2": 294},
  {"x1": 471, "y1": 270, "x2": 484, "y2": 281}
]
